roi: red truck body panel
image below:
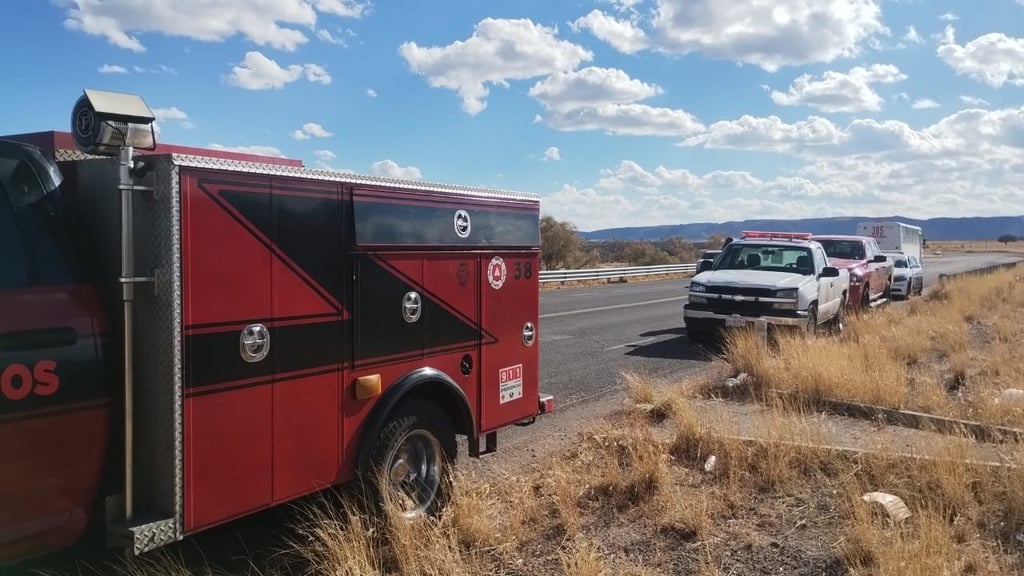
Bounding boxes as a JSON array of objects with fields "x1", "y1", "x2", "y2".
[{"x1": 178, "y1": 164, "x2": 540, "y2": 533}]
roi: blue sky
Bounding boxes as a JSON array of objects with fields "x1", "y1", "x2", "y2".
[{"x1": 4, "y1": 0, "x2": 1024, "y2": 231}]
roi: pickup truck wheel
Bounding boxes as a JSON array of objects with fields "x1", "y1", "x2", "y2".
[
  {"x1": 364, "y1": 399, "x2": 456, "y2": 520},
  {"x1": 829, "y1": 298, "x2": 846, "y2": 335},
  {"x1": 805, "y1": 305, "x2": 818, "y2": 337},
  {"x1": 859, "y1": 286, "x2": 871, "y2": 310}
]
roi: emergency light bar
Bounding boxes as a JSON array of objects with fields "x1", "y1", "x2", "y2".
[{"x1": 740, "y1": 230, "x2": 813, "y2": 241}]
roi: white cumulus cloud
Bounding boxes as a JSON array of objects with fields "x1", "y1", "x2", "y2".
[
  {"x1": 911, "y1": 98, "x2": 940, "y2": 109},
  {"x1": 399, "y1": 17, "x2": 593, "y2": 115},
  {"x1": 291, "y1": 122, "x2": 333, "y2": 140},
  {"x1": 61, "y1": 0, "x2": 367, "y2": 53},
  {"x1": 569, "y1": 9, "x2": 650, "y2": 54},
  {"x1": 528, "y1": 66, "x2": 704, "y2": 136},
  {"x1": 546, "y1": 105, "x2": 1024, "y2": 230},
  {"x1": 226, "y1": 51, "x2": 331, "y2": 90},
  {"x1": 543, "y1": 146, "x2": 561, "y2": 161},
  {"x1": 151, "y1": 106, "x2": 194, "y2": 132},
  {"x1": 98, "y1": 64, "x2": 128, "y2": 74},
  {"x1": 768, "y1": 64, "x2": 907, "y2": 113},
  {"x1": 937, "y1": 26, "x2": 1024, "y2": 88},
  {"x1": 572, "y1": 0, "x2": 889, "y2": 72},
  {"x1": 370, "y1": 159, "x2": 423, "y2": 180}
]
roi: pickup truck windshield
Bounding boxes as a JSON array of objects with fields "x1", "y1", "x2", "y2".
[
  {"x1": 817, "y1": 239, "x2": 865, "y2": 260},
  {"x1": 715, "y1": 243, "x2": 815, "y2": 275}
]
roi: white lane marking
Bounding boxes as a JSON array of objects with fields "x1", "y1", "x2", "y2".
[
  {"x1": 541, "y1": 334, "x2": 574, "y2": 342},
  {"x1": 604, "y1": 337, "x2": 656, "y2": 351},
  {"x1": 540, "y1": 296, "x2": 688, "y2": 319}
]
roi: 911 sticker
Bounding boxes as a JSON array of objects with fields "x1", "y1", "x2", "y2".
[{"x1": 499, "y1": 363, "x2": 523, "y2": 404}]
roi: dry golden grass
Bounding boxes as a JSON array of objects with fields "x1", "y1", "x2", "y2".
[
  {"x1": 110, "y1": 374, "x2": 1024, "y2": 575},
  {"x1": 724, "y1": 263, "x2": 1024, "y2": 428}
]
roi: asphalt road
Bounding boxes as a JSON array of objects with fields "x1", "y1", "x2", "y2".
[{"x1": 537, "y1": 252, "x2": 1024, "y2": 409}]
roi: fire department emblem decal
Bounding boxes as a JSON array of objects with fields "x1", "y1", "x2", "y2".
[
  {"x1": 454, "y1": 209, "x2": 471, "y2": 239},
  {"x1": 487, "y1": 256, "x2": 507, "y2": 290}
]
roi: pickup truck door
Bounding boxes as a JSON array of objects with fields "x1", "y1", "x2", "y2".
[
  {"x1": 813, "y1": 246, "x2": 837, "y2": 318},
  {"x1": 0, "y1": 165, "x2": 109, "y2": 563}
]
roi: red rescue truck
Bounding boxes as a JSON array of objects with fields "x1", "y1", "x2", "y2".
[{"x1": 0, "y1": 88, "x2": 553, "y2": 566}]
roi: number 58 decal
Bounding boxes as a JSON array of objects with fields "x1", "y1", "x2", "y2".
[{"x1": 513, "y1": 261, "x2": 533, "y2": 280}]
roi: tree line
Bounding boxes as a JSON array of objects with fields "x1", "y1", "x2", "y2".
[{"x1": 540, "y1": 215, "x2": 724, "y2": 270}]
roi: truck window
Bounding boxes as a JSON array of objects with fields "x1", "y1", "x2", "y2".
[
  {"x1": 0, "y1": 189, "x2": 30, "y2": 289},
  {"x1": 0, "y1": 156, "x2": 80, "y2": 288},
  {"x1": 716, "y1": 244, "x2": 813, "y2": 274},
  {"x1": 15, "y1": 190, "x2": 80, "y2": 285},
  {"x1": 813, "y1": 247, "x2": 827, "y2": 273},
  {"x1": 817, "y1": 239, "x2": 865, "y2": 260}
]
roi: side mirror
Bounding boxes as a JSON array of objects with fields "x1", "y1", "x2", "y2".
[
  {"x1": 698, "y1": 259, "x2": 713, "y2": 273},
  {"x1": 872, "y1": 254, "x2": 888, "y2": 263},
  {"x1": 820, "y1": 266, "x2": 840, "y2": 278}
]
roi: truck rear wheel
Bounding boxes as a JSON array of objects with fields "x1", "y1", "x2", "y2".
[{"x1": 364, "y1": 399, "x2": 456, "y2": 519}]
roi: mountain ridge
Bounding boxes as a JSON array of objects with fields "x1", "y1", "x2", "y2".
[{"x1": 578, "y1": 215, "x2": 1024, "y2": 242}]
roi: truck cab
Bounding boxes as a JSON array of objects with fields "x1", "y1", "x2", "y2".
[
  {"x1": 0, "y1": 140, "x2": 112, "y2": 564},
  {"x1": 683, "y1": 231, "x2": 850, "y2": 345}
]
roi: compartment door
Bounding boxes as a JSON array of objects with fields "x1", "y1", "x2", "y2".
[
  {"x1": 353, "y1": 254, "x2": 424, "y2": 367},
  {"x1": 479, "y1": 251, "x2": 540, "y2": 432},
  {"x1": 422, "y1": 254, "x2": 481, "y2": 409},
  {"x1": 182, "y1": 170, "x2": 273, "y2": 532},
  {"x1": 268, "y1": 177, "x2": 345, "y2": 502}
]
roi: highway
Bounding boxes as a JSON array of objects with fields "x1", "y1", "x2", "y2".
[{"x1": 537, "y1": 252, "x2": 1024, "y2": 409}]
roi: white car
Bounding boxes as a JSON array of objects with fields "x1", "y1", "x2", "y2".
[
  {"x1": 885, "y1": 251, "x2": 923, "y2": 299},
  {"x1": 683, "y1": 231, "x2": 851, "y2": 345}
]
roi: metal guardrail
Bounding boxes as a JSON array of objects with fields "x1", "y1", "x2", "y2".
[
  {"x1": 937, "y1": 260, "x2": 1022, "y2": 283},
  {"x1": 538, "y1": 263, "x2": 696, "y2": 283}
]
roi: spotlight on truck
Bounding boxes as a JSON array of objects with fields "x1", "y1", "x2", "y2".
[{"x1": 70, "y1": 88, "x2": 158, "y2": 157}]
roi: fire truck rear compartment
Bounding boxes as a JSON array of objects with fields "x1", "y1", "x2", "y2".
[{"x1": 73, "y1": 151, "x2": 545, "y2": 555}]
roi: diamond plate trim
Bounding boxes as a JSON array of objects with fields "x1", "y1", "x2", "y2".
[
  {"x1": 137, "y1": 155, "x2": 185, "y2": 541},
  {"x1": 169, "y1": 153, "x2": 541, "y2": 203},
  {"x1": 54, "y1": 149, "x2": 105, "y2": 162},
  {"x1": 128, "y1": 518, "x2": 178, "y2": 555}
]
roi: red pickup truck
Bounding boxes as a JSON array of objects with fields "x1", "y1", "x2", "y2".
[{"x1": 810, "y1": 234, "x2": 894, "y2": 310}]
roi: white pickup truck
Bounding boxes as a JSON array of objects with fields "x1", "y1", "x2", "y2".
[{"x1": 683, "y1": 231, "x2": 851, "y2": 345}]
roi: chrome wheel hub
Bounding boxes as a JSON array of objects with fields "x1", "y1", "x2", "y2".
[{"x1": 385, "y1": 429, "x2": 442, "y2": 518}]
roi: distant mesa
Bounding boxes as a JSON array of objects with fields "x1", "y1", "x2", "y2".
[{"x1": 577, "y1": 215, "x2": 1024, "y2": 242}]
